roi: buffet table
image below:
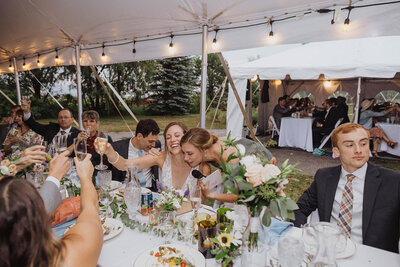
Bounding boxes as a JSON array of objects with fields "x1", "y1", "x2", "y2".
[
  {"x1": 97, "y1": 209, "x2": 400, "y2": 267},
  {"x1": 279, "y1": 117, "x2": 314, "y2": 152},
  {"x1": 376, "y1": 123, "x2": 400, "y2": 156}
]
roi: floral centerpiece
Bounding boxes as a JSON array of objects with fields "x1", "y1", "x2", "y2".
[
  {"x1": 155, "y1": 187, "x2": 189, "y2": 211},
  {"x1": 211, "y1": 223, "x2": 242, "y2": 267},
  {"x1": 0, "y1": 158, "x2": 18, "y2": 177},
  {"x1": 220, "y1": 135, "x2": 299, "y2": 265}
]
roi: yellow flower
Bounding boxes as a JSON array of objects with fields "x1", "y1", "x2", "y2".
[{"x1": 217, "y1": 232, "x2": 231, "y2": 247}]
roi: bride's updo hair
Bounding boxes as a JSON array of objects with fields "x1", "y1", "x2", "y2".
[{"x1": 180, "y1": 128, "x2": 218, "y2": 150}]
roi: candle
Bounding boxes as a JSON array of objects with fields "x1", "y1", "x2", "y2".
[{"x1": 203, "y1": 238, "x2": 212, "y2": 248}]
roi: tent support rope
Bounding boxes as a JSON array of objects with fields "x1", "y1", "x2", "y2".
[{"x1": 210, "y1": 77, "x2": 227, "y2": 130}]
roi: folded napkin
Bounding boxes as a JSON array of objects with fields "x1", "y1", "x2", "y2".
[
  {"x1": 53, "y1": 219, "x2": 77, "y2": 238},
  {"x1": 264, "y1": 217, "x2": 293, "y2": 246}
]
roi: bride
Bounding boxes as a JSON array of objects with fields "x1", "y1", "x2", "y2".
[{"x1": 102, "y1": 122, "x2": 210, "y2": 193}]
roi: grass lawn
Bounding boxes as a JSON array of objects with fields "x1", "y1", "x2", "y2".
[{"x1": 38, "y1": 114, "x2": 226, "y2": 132}]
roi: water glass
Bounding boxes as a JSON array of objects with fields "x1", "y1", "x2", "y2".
[
  {"x1": 74, "y1": 138, "x2": 87, "y2": 161},
  {"x1": 177, "y1": 216, "x2": 194, "y2": 245},
  {"x1": 124, "y1": 185, "x2": 141, "y2": 218},
  {"x1": 278, "y1": 236, "x2": 305, "y2": 267},
  {"x1": 98, "y1": 170, "x2": 112, "y2": 193},
  {"x1": 158, "y1": 210, "x2": 176, "y2": 244}
]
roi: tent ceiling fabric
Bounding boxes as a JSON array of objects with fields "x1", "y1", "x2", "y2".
[
  {"x1": 228, "y1": 36, "x2": 400, "y2": 80},
  {"x1": 1, "y1": 0, "x2": 400, "y2": 73}
]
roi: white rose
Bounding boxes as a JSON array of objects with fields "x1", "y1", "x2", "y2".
[
  {"x1": 172, "y1": 198, "x2": 181, "y2": 209},
  {"x1": 245, "y1": 163, "x2": 264, "y2": 187},
  {"x1": 261, "y1": 164, "x2": 281, "y2": 183},
  {"x1": 240, "y1": 155, "x2": 261, "y2": 169},
  {"x1": 8, "y1": 164, "x2": 17, "y2": 175},
  {"x1": 236, "y1": 144, "x2": 246, "y2": 156},
  {"x1": 0, "y1": 166, "x2": 10, "y2": 176},
  {"x1": 1, "y1": 159, "x2": 11, "y2": 167}
]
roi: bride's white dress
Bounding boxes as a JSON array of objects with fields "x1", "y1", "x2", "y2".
[{"x1": 159, "y1": 152, "x2": 198, "y2": 193}]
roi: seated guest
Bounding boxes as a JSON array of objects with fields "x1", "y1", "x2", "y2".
[
  {"x1": 0, "y1": 105, "x2": 21, "y2": 145},
  {"x1": 103, "y1": 122, "x2": 210, "y2": 193},
  {"x1": 105, "y1": 119, "x2": 161, "y2": 189},
  {"x1": 0, "y1": 154, "x2": 103, "y2": 267},
  {"x1": 3, "y1": 110, "x2": 43, "y2": 157},
  {"x1": 359, "y1": 99, "x2": 399, "y2": 158},
  {"x1": 72, "y1": 110, "x2": 113, "y2": 167},
  {"x1": 273, "y1": 96, "x2": 294, "y2": 129},
  {"x1": 312, "y1": 98, "x2": 340, "y2": 148},
  {"x1": 336, "y1": 96, "x2": 350, "y2": 124},
  {"x1": 21, "y1": 99, "x2": 79, "y2": 147},
  {"x1": 294, "y1": 123, "x2": 400, "y2": 253}
]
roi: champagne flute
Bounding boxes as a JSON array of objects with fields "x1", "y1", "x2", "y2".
[
  {"x1": 74, "y1": 138, "x2": 87, "y2": 161},
  {"x1": 54, "y1": 135, "x2": 67, "y2": 154},
  {"x1": 190, "y1": 186, "x2": 202, "y2": 215},
  {"x1": 95, "y1": 132, "x2": 108, "y2": 170}
]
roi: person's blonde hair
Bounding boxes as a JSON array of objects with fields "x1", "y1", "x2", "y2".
[
  {"x1": 180, "y1": 128, "x2": 218, "y2": 150},
  {"x1": 331, "y1": 123, "x2": 370, "y2": 147}
]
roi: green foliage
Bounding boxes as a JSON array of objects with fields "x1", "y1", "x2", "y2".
[{"x1": 146, "y1": 57, "x2": 198, "y2": 115}]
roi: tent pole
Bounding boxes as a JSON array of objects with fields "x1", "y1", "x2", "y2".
[
  {"x1": 75, "y1": 45, "x2": 83, "y2": 130},
  {"x1": 12, "y1": 57, "x2": 21, "y2": 105},
  {"x1": 217, "y1": 52, "x2": 257, "y2": 142},
  {"x1": 353, "y1": 77, "x2": 361, "y2": 123},
  {"x1": 199, "y1": 24, "x2": 208, "y2": 128}
]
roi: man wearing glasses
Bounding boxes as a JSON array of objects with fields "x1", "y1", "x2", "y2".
[{"x1": 21, "y1": 100, "x2": 79, "y2": 147}]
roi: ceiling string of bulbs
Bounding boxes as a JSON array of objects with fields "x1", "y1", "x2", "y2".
[{"x1": 4, "y1": 0, "x2": 400, "y2": 72}]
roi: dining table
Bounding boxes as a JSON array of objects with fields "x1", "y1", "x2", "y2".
[
  {"x1": 278, "y1": 117, "x2": 314, "y2": 152},
  {"x1": 376, "y1": 123, "x2": 400, "y2": 156},
  {"x1": 97, "y1": 207, "x2": 400, "y2": 267}
]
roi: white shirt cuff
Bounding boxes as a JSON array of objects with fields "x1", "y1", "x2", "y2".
[
  {"x1": 46, "y1": 176, "x2": 61, "y2": 189},
  {"x1": 23, "y1": 112, "x2": 31, "y2": 121}
]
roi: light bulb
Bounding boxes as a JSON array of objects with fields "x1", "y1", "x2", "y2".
[
  {"x1": 343, "y1": 18, "x2": 350, "y2": 31},
  {"x1": 8, "y1": 64, "x2": 14, "y2": 72},
  {"x1": 275, "y1": 80, "x2": 282, "y2": 86},
  {"x1": 250, "y1": 74, "x2": 258, "y2": 82},
  {"x1": 212, "y1": 38, "x2": 218, "y2": 49},
  {"x1": 22, "y1": 58, "x2": 27, "y2": 70},
  {"x1": 37, "y1": 59, "x2": 43, "y2": 67},
  {"x1": 101, "y1": 52, "x2": 107, "y2": 61},
  {"x1": 268, "y1": 31, "x2": 276, "y2": 43},
  {"x1": 324, "y1": 81, "x2": 332, "y2": 87},
  {"x1": 55, "y1": 55, "x2": 61, "y2": 65},
  {"x1": 169, "y1": 42, "x2": 174, "y2": 53}
]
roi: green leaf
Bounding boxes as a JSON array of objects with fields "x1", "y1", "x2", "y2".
[
  {"x1": 287, "y1": 210, "x2": 296, "y2": 221},
  {"x1": 285, "y1": 198, "x2": 299, "y2": 210},
  {"x1": 277, "y1": 199, "x2": 288, "y2": 218},
  {"x1": 216, "y1": 250, "x2": 228, "y2": 260},
  {"x1": 243, "y1": 195, "x2": 256, "y2": 203},
  {"x1": 281, "y1": 159, "x2": 289, "y2": 169},
  {"x1": 262, "y1": 210, "x2": 272, "y2": 226},
  {"x1": 223, "y1": 257, "x2": 233, "y2": 267},
  {"x1": 226, "y1": 185, "x2": 238, "y2": 195},
  {"x1": 270, "y1": 199, "x2": 280, "y2": 216},
  {"x1": 237, "y1": 179, "x2": 254, "y2": 191}
]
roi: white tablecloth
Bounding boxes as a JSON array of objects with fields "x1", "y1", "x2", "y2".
[
  {"x1": 279, "y1": 118, "x2": 314, "y2": 152},
  {"x1": 376, "y1": 123, "x2": 400, "y2": 156},
  {"x1": 98, "y1": 213, "x2": 400, "y2": 267}
]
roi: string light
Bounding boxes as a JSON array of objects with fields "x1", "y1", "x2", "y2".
[
  {"x1": 37, "y1": 53, "x2": 44, "y2": 67},
  {"x1": 101, "y1": 44, "x2": 107, "y2": 61},
  {"x1": 168, "y1": 34, "x2": 174, "y2": 52},
  {"x1": 212, "y1": 29, "x2": 219, "y2": 49},
  {"x1": 343, "y1": 7, "x2": 352, "y2": 31},
  {"x1": 132, "y1": 40, "x2": 136, "y2": 55},
  {"x1": 275, "y1": 80, "x2": 282, "y2": 86},
  {"x1": 267, "y1": 20, "x2": 276, "y2": 43},
  {"x1": 250, "y1": 74, "x2": 258, "y2": 82},
  {"x1": 55, "y1": 49, "x2": 62, "y2": 65},
  {"x1": 8, "y1": 59, "x2": 14, "y2": 72},
  {"x1": 22, "y1": 57, "x2": 27, "y2": 70},
  {"x1": 324, "y1": 80, "x2": 332, "y2": 87}
]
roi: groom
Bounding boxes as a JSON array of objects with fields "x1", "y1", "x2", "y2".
[{"x1": 294, "y1": 123, "x2": 400, "y2": 253}]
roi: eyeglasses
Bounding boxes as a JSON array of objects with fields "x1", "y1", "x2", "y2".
[{"x1": 58, "y1": 116, "x2": 71, "y2": 120}]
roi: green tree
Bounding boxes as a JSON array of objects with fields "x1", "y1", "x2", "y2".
[{"x1": 146, "y1": 57, "x2": 198, "y2": 115}]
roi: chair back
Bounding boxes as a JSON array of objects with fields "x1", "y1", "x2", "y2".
[
  {"x1": 269, "y1": 115, "x2": 280, "y2": 138},
  {"x1": 318, "y1": 118, "x2": 344, "y2": 149}
]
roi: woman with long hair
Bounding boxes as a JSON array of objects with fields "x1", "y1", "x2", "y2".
[
  {"x1": 180, "y1": 127, "x2": 274, "y2": 203},
  {"x1": 101, "y1": 122, "x2": 210, "y2": 192},
  {"x1": 0, "y1": 154, "x2": 103, "y2": 267},
  {"x1": 359, "y1": 99, "x2": 399, "y2": 158}
]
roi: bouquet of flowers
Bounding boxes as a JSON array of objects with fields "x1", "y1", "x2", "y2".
[
  {"x1": 220, "y1": 135, "x2": 299, "y2": 225},
  {"x1": 155, "y1": 187, "x2": 189, "y2": 211},
  {"x1": 211, "y1": 223, "x2": 242, "y2": 267},
  {"x1": 0, "y1": 158, "x2": 17, "y2": 177}
]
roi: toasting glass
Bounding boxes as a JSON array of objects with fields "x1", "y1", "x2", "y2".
[{"x1": 94, "y1": 132, "x2": 108, "y2": 170}]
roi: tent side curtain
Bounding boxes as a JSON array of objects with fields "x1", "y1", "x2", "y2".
[{"x1": 227, "y1": 79, "x2": 247, "y2": 138}]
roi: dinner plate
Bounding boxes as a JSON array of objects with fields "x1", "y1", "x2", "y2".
[
  {"x1": 134, "y1": 243, "x2": 205, "y2": 267},
  {"x1": 103, "y1": 217, "x2": 124, "y2": 241},
  {"x1": 304, "y1": 237, "x2": 356, "y2": 259}
]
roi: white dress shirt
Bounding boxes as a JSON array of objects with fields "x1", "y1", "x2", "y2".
[
  {"x1": 330, "y1": 163, "x2": 367, "y2": 244},
  {"x1": 128, "y1": 138, "x2": 151, "y2": 187},
  {"x1": 324, "y1": 107, "x2": 331, "y2": 120}
]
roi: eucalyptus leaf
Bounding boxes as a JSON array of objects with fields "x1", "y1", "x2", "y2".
[
  {"x1": 270, "y1": 200, "x2": 280, "y2": 216},
  {"x1": 287, "y1": 210, "x2": 296, "y2": 221},
  {"x1": 237, "y1": 180, "x2": 254, "y2": 191},
  {"x1": 277, "y1": 199, "x2": 288, "y2": 218},
  {"x1": 262, "y1": 210, "x2": 272, "y2": 226},
  {"x1": 243, "y1": 195, "x2": 256, "y2": 203},
  {"x1": 285, "y1": 198, "x2": 299, "y2": 210}
]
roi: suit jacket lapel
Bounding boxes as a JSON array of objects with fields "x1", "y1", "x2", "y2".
[
  {"x1": 122, "y1": 138, "x2": 130, "y2": 158},
  {"x1": 322, "y1": 165, "x2": 341, "y2": 221},
  {"x1": 362, "y1": 163, "x2": 381, "y2": 241}
]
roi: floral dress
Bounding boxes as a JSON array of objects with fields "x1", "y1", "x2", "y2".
[{"x1": 3, "y1": 125, "x2": 43, "y2": 160}]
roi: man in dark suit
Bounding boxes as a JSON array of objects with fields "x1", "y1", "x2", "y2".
[
  {"x1": 312, "y1": 98, "x2": 340, "y2": 148},
  {"x1": 294, "y1": 123, "x2": 400, "y2": 253},
  {"x1": 110, "y1": 119, "x2": 161, "y2": 192},
  {"x1": 336, "y1": 96, "x2": 350, "y2": 124},
  {"x1": 273, "y1": 96, "x2": 295, "y2": 129},
  {"x1": 20, "y1": 100, "x2": 79, "y2": 147}
]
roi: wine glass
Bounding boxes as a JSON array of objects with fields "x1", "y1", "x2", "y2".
[
  {"x1": 190, "y1": 186, "x2": 202, "y2": 215},
  {"x1": 158, "y1": 210, "x2": 176, "y2": 244},
  {"x1": 74, "y1": 138, "x2": 87, "y2": 161},
  {"x1": 177, "y1": 216, "x2": 194, "y2": 245},
  {"x1": 278, "y1": 236, "x2": 305, "y2": 267},
  {"x1": 94, "y1": 132, "x2": 108, "y2": 170},
  {"x1": 54, "y1": 135, "x2": 67, "y2": 154}
]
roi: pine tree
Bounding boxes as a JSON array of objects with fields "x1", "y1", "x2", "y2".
[{"x1": 145, "y1": 56, "x2": 198, "y2": 115}]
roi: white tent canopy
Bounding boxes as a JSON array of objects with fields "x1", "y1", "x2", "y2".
[
  {"x1": 1, "y1": 0, "x2": 400, "y2": 72},
  {"x1": 224, "y1": 36, "x2": 400, "y2": 137}
]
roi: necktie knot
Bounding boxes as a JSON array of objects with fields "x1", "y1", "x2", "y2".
[
  {"x1": 346, "y1": 174, "x2": 356, "y2": 183},
  {"x1": 61, "y1": 130, "x2": 66, "y2": 135}
]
